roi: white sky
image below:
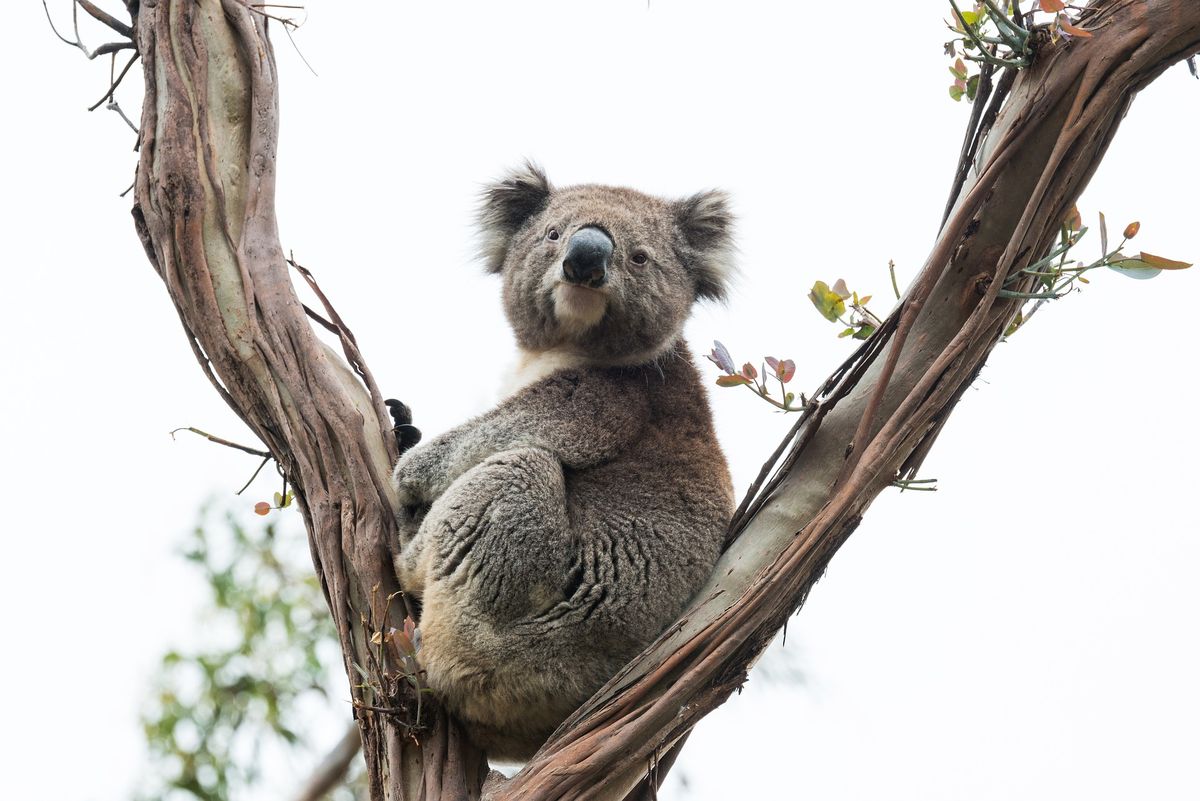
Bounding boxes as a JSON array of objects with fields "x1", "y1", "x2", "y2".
[{"x1": 3, "y1": 2, "x2": 1198, "y2": 799}]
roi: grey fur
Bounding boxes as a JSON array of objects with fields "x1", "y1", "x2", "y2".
[{"x1": 393, "y1": 166, "x2": 735, "y2": 760}]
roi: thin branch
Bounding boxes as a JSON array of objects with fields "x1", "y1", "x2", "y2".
[
  {"x1": 88, "y1": 51, "x2": 139, "y2": 111},
  {"x1": 943, "y1": 57, "x2": 996, "y2": 227},
  {"x1": 42, "y1": 0, "x2": 135, "y2": 61},
  {"x1": 169, "y1": 427, "x2": 272, "y2": 458},
  {"x1": 289, "y1": 724, "x2": 362, "y2": 801},
  {"x1": 236, "y1": 456, "x2": 274, "y2": 495},
  {"x1": 77, "y1": 0, "x2": 133, "y2": 38},
  {"x1": 106, "y1": 101, "x2": 139, "y2": 134}
]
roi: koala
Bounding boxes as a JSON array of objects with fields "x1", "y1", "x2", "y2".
[{"x1": 390, "y1": 164, "x2": 735, "y2": 761}]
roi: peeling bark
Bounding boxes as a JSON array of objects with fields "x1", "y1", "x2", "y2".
[
  {"x1": 119, "y1": 1, "x2": 1200, "y2": 800},
  {"x1": 131, "y1": 1, "x2": 484, "y2": 798}
]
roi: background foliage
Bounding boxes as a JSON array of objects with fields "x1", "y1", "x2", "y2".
[{"x1": 136, "y1": 508, "x2": 363, "y2": 801}]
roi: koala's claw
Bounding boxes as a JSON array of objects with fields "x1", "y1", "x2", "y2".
[{"x1": 385, "y1": 398, "x2": 423, "y2": 454}]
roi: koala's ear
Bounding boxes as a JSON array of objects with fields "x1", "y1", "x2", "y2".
[
  {"x1": 478, "y1": 162, "x2": 553, "y2": 273},
  {"x1": 675, "y1": 189, "x2": 736, "y2": 301}
]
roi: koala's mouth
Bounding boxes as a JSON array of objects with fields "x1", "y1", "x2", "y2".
[{"x1": 552, "y1": 282, "x2": 608, "y2": 333}]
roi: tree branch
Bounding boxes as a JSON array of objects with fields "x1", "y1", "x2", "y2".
[
  {"x1": 496, "y1": 3, "x2": 1200, "y2": 798},
  {"x1": 128, "y1": 1, "x2": 484, "y2": 798},
  {"x1": 290, "y1": 723, "x2": 363, "y2": 801},
  {"x1": 74, "y1": 0, "x2": 1200, "y2": 799}
]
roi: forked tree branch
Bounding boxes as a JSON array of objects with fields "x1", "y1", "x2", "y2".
[
  {"x1": 69, "y1": 0, "x2": 1200, "y2": 799},
  {"x1": 499, "y1": 3, "x2": 1200, "y2": 798}
]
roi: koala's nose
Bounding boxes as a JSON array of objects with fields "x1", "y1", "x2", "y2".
[{"x1": 562, "y1": 227, "x2": 613, "y2": 288}]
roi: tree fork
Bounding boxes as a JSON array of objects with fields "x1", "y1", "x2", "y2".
[{"x1": 117, "y1": 1, "x2": 1199, "y2": 800}]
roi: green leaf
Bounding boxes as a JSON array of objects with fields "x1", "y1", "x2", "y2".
[
  {"x1": 852, "y1": 324, "x2": 877, "y2": 340},
  {"x1": 1108, "y1": 259, "x2": 1161, "y2": 279},
  {"x1": 808, "y1": 281, "x2": 847, "y2": 322},
  {"x1": 966, "y1": 74, "x2": 980, "y2": 101},
  {"x1": 1098, "y1": 211, "x2": 1108, "y2": 256},
  {"x1": 949, "y1": 84, "x2": 965, "y2": 102},
  {"x1": 837, "y1": 327, "x2": 856, "y2": 338}
]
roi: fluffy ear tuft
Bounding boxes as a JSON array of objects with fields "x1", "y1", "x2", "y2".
[
  {"x1": 675, "y1": 189, "x2": 736, "y2": 301},
  {"x1": 477, "y1": 162, "x2": 553, "y2": 273}
]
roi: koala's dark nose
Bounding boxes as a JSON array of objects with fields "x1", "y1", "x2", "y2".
[{"x1": 562, "y1": 227, "x2": 613, "y2": 288}]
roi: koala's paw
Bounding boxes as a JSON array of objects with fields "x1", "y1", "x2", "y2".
[
  {"x1": 392, "y1": 443, "x2": 447, "y2": 526},
  {"x1": 385, "y1": 398, "x2": 423, "y2": 455}
]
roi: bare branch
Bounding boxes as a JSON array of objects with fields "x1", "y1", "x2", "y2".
[
  {"x1": 289, "y1": 724, "x2": 363, "y2": 801},
  {"x1": 169, "y1": 427, "x2": 271, "y2": 458},
  {"x1": 106, "y1": 100, "x2": 139, "y2": 134},
  {"x1": 78, "y1": 0, "x2": 133, "y2": 38},
  {"x1": 42, "y1": 0, "x2": 135, "y2": 60},
  {"x1": 87, "y1": 50, "x2": 138, "y2": 110}
]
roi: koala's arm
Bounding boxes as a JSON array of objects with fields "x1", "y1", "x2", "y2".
[{"x1": 393, "y1": 369, "x2": 649, "y2": 507}]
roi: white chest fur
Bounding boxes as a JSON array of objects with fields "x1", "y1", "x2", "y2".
[{"x1": 500, "y1": 348, "x2": 590, "y2": 399}]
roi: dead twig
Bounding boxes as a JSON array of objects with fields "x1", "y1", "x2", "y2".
[
  {"x1": 169, "y1": 426, "x2": 271, "y2": 458},
  {"x1": 42, "y1": 0, "x2": 135, "y2": 61},
  {"x1": 88, "y1": 50, "x2": 139, "y2": 111}
]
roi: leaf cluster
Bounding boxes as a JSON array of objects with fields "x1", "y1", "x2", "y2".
[
  {"x1": 1004, "y1": 209, "x2": 1192, "y2": 336},
  {"x1": 706, "y1": 340, "x2": 804, "y2": 412},
  {"x1": 945, "y1": 1, "x2": 1094, "y2": 100},
  {"x1": 136, "y1": 511, "x2": 355, "y2": 801}
]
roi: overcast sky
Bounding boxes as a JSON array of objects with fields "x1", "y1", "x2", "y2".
[{"x1": 3, "y1": 2, "x2": 1199, "y2": 799}]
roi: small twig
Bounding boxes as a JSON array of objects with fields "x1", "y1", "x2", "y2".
[
  {"x1": 88, "y1": 51, "x2": 139, "y2": 111},
  {"x1": 943, "y1": 56, "x2": 996, "y2": 227},
  {"x1": 352, "y1": 703, "x2": 411, "y2": 717},
  {"x1": 236, "y1": 456, "x2": 273, "y2": 495},
  {"x1": 980, "y1": 0, "x2": 1029, "y2": 44},
  {"x1": 287, "y1": 253, "x2": 398, "y2": 460},
  {"x1": 43, "y1": 0, "x2": 136, "y2": 61},
  {"x1": 892, "y1": 477, "x2": 939, "y2": 492},
  {"x1": 301, "y1": 303, "x2": 340, "y2": 336},
  {"x1": 169, "y1": 426, "x2": 271, "y2": 458},
  {"x1": 281, "y1": 21, "x2": 319, "y2": 77},
  {"x1": 107, "y1": 101, "x2": 139, "y2": 133}
]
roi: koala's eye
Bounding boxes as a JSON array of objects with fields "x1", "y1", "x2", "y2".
[
  {"x1": 547, "y1": 228, "x2": 561, "y2": 241},
  {"x1": 631, "y1": 250, "x2": 649, "y2": 266}
]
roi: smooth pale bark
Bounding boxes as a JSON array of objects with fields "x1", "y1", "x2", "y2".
[
  {"x1": 120, "y1": 2, "x2": 1200, "y2": 800},
  {"x1": 131, "y1": 2, "x2": 484, "y2": 798}
]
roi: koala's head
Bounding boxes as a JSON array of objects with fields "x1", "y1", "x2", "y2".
[{"x1": 478, "y1": 163, "x2": 735, "y2": 365}]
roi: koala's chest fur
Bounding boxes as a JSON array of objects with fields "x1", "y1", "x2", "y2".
[{"x1": 499, "y1": 348, "x2": 591, "y2": 398}]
